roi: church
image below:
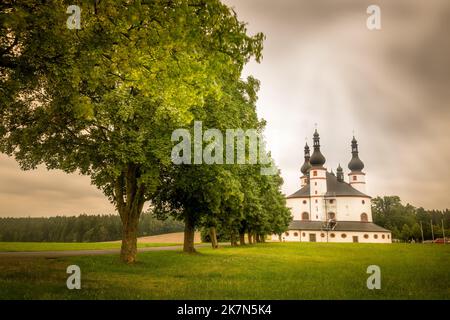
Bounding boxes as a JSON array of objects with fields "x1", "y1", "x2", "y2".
[{"x1": 275, "y1": 129, "x2": 391, "y2": 243}]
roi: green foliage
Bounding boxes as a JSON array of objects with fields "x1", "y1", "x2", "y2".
[
  {"x1": 1, "y1": 1, "x2": 265, "y2": 259},
  {"x1": 372, "y1": 196, "x2": 450, "y2": 241},
  {"x1": 0, "y1": 211, "x2": 183, "y2": 242}
]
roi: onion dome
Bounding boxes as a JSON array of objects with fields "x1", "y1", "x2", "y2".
[
  {"x1": 336, "y1": 164, "x2": 344, "y2": 182},
  {"x1": 348, "y1": 136, "x2": 364, "y2": 172},
  {"x1": 309, "y1": 129, "x2": 326, "y2": 167},
  {"x1": 300, "y1": 142, "x2": 312, "y2": 175}
]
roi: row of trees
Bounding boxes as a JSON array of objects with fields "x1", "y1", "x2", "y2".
[
  {"x1": 1, "y1": 1, "x2": 290, "y2": 262},
  {"x1": 0, "y1": 212, "x2": 184, "y2": 242},
  {"x1": 372, "y1": 196, "x2": 450, "y2": 242}
]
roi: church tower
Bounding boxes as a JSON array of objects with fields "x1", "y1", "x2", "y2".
[
  {"x1": 309, "y1": 129, "x2": 327, "y2": 220},
  {"x1": 300, "y1": 143, "x2": 312, "y2": 187},
  {"x1": 348, "y1": 136, "x2": 366, "y2": 193}
]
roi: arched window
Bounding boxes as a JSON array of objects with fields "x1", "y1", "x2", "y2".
[
  {"x1": 360, "y1": 213, "x2": 368, "y2": 222},
  {"x1": 330, "y1": 233, "x2": 335, "y2": 238},
  {"x1": 320, "y1": 233, "x2": 325, "y2": 238},
  {"x1": 294, "y1": 232, "x2": 299, "y2": 237},
  {"x1": 387, "y1": 234, "x2": 390, "y2": 239},
  {"x1": 302, "y1": 200, "x2": 307, "y2": 204},
  {"x1": 364, "y1": 234, "x2": 369, "y2": 239},
  {"x1": 382, "y1": 234, "x2": 385, "y2": 239},
  {"x1": 362, "y1": 200, "x2": 365, "y2": 204},
  {"x1": 374, "y1": 234, "x2": 378, "y2": 239},
  {"x1": 328, "y1": 212, "x2": 336, "y2": 220},
  {"x1": 302, "y1": 232, "x2": 306, "y2": 237},
  {"x1": 302, "y1": 212, "x2": 310, "y2": 221},
  {"x1": 341, "y1": 233, "x2": 347, "y2": 238}
]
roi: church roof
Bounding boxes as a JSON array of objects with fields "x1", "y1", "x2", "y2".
[
  {"x1": 287, "y1": 172, "x2": 371, "y2": 199},
  {"x1": 288, "y1": 220, "x2": 390, "y2": 232}
]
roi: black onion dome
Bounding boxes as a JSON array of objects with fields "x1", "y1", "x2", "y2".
[
  {"x1": 300, "y1": 160, "x2": 312, "y2": 175},
  {"x1": 348, "y1": 136, "x2": 364, "y2": 172},
  {"x1": 309, "y1": 129, "x2": 326, "y2": 167},
  {"x1": 300, "y1": 142, "x2": 312, "y2": 175}
]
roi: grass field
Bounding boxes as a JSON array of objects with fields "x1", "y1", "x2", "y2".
[{"x1": 0, "y1": 242, "x2": 448, "y2": 299}]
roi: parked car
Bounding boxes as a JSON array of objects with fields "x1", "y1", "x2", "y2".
[{"x1": 432, "y1": 238, "x2": 449, "y2": 244}]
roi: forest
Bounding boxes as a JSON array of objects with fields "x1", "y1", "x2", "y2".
[
  {"x1": 0, "y1": 211, "x2": 183, "y2": 242},
  {"x1": 372, "y1": 196, "x2": 449, "y2": 241}
]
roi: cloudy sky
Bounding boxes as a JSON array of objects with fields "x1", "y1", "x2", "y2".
[{"x1": 1, "y1": 0, "x2": 449, "y2": 217}]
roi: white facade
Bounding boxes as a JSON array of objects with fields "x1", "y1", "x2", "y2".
[{"x1": 279, "y1": 230, "x2": 392, "y2": 243}]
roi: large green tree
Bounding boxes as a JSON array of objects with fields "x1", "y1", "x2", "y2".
[{"x1": 0, "y1": 0, "x2": 263, "y2": 262}]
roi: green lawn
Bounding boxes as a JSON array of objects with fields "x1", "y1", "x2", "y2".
[
  {"x1": 0, "y1": 241, "x2": 179, "y2": 252},
  {"x1": 0, "y1": 242, "x2": 448, "y2": 299}
]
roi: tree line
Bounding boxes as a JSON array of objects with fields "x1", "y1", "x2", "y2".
[
  {"x1": 0, "y1": 212, "x2": 184, "y2": 242},
  {"x1": 372, "y1": 196, "x2": 450, "y2": 242},
  {"x1": 1, "y1": 1, "x2": 291, "y2": 262}
]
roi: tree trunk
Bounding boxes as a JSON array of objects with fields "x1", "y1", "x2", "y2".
[
  {"x1": 239, "y1": 232, "x2": 245, "y2": 245},
  {"x1": 115, "y1": 164, "x2": 146, "y2": 264},
  {"x1": 261, "y1": 234, "x2": 266, "y2": 243},
  {"x1": 255, "y1": 233, "x2": 261, "y2": 243},
  {"x1": 248, "y1": 232, "x2": 253, "y2": 244},
  {"x1": 210, "y1": 226, "x2": 219, "y2": 249},
  {"x1": 230, "y1": 232, "x2": 238, "y2": 246},
  {"x1": 278, "y1": 234, "x2": 282, "y2": 242},
  {"x1": 184, "y1": 213, "x2": 196, "y2": 253},
  {"x1": 120, "y1": 213, "x2": 139, "y2": 264}
]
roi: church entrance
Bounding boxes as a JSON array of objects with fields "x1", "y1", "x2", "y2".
[
  {"x1": 352, "y1": 236, "x2": 359, "y2": 243},
  {"x1": 309, "y1": 233, "x2": 316, "y2": 242}
]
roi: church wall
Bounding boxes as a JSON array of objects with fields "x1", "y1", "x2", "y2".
[
  {"x1": 286, "y1": 197, "x2": 311, "y2": 221},
  {"x1": 276, "y1": 230, "x2": 391, "y2": 243},
  {"x1": 335, "y1": 197, "x2": 372, "y2": 222}
]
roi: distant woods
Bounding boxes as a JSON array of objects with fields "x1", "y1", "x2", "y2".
[
  {"x1": 0, "y1": 211, "x2": 183, "y2": 242},
  {"x1": 372, "y1": 196, "x2": 449, "y2": 242}
]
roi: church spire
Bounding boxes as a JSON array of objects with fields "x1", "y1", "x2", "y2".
[
  {"x1": 336, "y1": 163, "x2": 344, "y2": 182},
  {"x1": 300, "y1": 142, "x2": 312, "y2": 175},
  {"x1": 309, "y1": 129, "x2": 326, "y2": 167},
  {"x1": 348, "y1": 136, "x2": 364, "y2": 172}
]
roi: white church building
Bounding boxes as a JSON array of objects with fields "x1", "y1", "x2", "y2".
[{"x1": 275, "y1": 129, "x2": 391, "y2": 243}]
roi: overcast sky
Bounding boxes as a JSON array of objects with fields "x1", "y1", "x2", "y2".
[{"x1": 1, "y1": 0, "x2": 449, "y2": 217}]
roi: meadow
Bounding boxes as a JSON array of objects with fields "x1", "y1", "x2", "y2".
[{"x1": 0, "y1": 242, "x2": 448, "y2": 300}]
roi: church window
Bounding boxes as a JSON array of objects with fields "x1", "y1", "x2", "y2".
[
  {"x1": 314, "y1": 182, "x2": 317, "y2": 186},
  {"x1": 330, "y1": 233, "x2": 335, "y2": 238},
  {"x1": 387, "y1": 234, "x2": 390, "y2": 239},
  {"x1": 302, "y1": 232, "x2": 306, "y2": 237},
  {"x1": 362, "y1": 200, "x2": 365, "y2": 204},
  {"x1": 353, "y1": 175, "x2": 357, "y2": 181},
  {"x1": 364, "y1": 234, "x2": 369, "y2": 239},
  {"x1": 321, "y1": 233, "x2": 325, "y2": 238},
  {"x1": 303, "y1": 200, "x2": 307, "y2": 204},
  {"x1": 328, "y1": 212, "x2": 336, "y2": 220},
  {"x1": 313, "y1": 170, "x2": 317, "y2": 176},
  {"x1": 360, "y1": 213, "x2": 368, "y2": 222},
  {"x1": 285, "y1": 232, "x2": 289, "y2": 236},
  {"x1": 341, "y1": 233, "x2": 347, "y2": 238},
  {"x1": 382, "y1": 234, "x2": 385, "y2": 239},
  {"x1": 302, "y1": 212, "x2": 310, "y2": 221},
  {"x1": 294, "y1": 232, "x2": 299, "y2": 237},
  {"x1": 374, "y1": 234, "x2": 378, "y2": 239}
]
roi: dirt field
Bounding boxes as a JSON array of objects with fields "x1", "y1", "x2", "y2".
[{"x1": 137, "y1": 232, "x2": 202, "y2": 243}]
